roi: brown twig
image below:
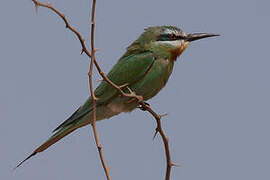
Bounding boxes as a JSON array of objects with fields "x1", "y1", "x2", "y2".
[
  {"x1": 31, "y1": 0, "x2": 91, "y2": 58},
  {"x1": 88, "y1": 0, "x2": 111, "y2": 179},
  {"x1": 31, "y1": 1, "x2": 175, "y2": 179},
  {"x1": 139, "y1": 104, "x2": 174, "y2": 180}
]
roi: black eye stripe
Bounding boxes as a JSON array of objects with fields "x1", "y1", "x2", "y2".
[{"x1": 158, "y1": 34, "x2": 185, "y2": 41}]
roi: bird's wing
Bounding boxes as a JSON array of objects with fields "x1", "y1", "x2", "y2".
[
  {"x1": 95, "y1": 51, "x2": 155, "y2": 104},
  {"x1": 53, "y1": 51, "x2": 155, "y2": 132},
  {"x1": 15, "y1": 52, "x2": 156, "y2": 168}
]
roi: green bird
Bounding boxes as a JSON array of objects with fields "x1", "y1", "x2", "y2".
[{"x1": 16, "y1": 26, "x2": 218, "y2": 168}]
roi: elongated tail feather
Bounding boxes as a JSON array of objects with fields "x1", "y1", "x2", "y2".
[
  {"x1": 15, "y1": 123, "x2": 79, "y2": 169},
  {"x1": 52, "y1": 107, "x2": 81, "y2": 133}
]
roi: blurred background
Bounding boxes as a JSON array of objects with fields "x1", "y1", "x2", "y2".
[{"x1": 1, "y1": 0, "x2": 269, "y2": 179}]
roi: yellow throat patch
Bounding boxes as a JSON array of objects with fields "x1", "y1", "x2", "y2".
[{"x1": 170, "y1": 41, "x2": 189, "y2": 61}]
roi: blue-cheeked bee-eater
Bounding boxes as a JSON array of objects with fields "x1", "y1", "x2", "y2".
[{"x1": 16, "y1": 26, "x2": 219, "y2": 168}]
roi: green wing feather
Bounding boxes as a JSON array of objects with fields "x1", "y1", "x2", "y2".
[{"x1": 53, "y1": 51, "x2": 155, "y2": 132}]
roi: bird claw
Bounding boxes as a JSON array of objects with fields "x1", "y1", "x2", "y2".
[
  {"x1": 125, "y1": 98, "x2": 136, "y2": 104},
  {"x1": 138, "y1": 102, "x2": 150, "y2": 111}
]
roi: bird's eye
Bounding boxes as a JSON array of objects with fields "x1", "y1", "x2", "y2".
[
  {"x1": 158, "y1": 33, "x2": 179, "y2": 41},
  {"x1": 169, "y1": 34, "x2": 176, "y2": 40}
]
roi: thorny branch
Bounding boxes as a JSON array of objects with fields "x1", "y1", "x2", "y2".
[
  {"x1": 88, "y1": 0, "x2": 111, "y2": 180},
  {"x1": 31, "y1": 1, "x2": 175, "y2": 179}
]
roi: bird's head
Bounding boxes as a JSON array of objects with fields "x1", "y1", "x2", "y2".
[{"x1": 127, "y1": 26, "x2": 219, "y2": 61}]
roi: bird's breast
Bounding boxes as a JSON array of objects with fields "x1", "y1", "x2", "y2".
[{"x1": 131, "y1": 58, "x2": 174, "y2": 101}]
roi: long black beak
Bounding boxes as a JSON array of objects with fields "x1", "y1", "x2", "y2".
[{"x1": 185, "y1": 33, "x2": 220, "y2": 42}]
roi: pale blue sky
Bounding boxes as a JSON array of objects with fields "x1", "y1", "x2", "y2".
[{"x1": 1, "y1": 0, "x2": 270, "y2": 179}]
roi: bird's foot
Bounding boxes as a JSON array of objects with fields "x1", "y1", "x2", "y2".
[{"x1": 138, "y1": 102, "x2": 150, "y2": 111}]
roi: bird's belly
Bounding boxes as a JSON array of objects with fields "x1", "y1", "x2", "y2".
[
  {"x1": 107, "y1": 98, "x2": 138, "y2": 113},
  {"x1": 80, "y1": 99, "x2": 137, "y2": 125}
]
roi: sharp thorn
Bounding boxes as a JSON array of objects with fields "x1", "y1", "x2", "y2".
[
  {"x1": 152, "y1": 129, "x2": 158, "y2": 140},
  {"x1": 171, "y1": 162, "x2": 181, "y2": 167},
  {"x1": 159, "y1": 113, "x2": 168, "y2": 118},
  {"x1": 119, "y1": 83, "x2": 129, "y2": 89},
  {"x1": 94, "y1": 48, "x2": 100, "y2": 52}
]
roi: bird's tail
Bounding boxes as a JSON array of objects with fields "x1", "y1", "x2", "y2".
[{"x1": 15, "y1": 122, "x2": 80, "y2": 169}]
